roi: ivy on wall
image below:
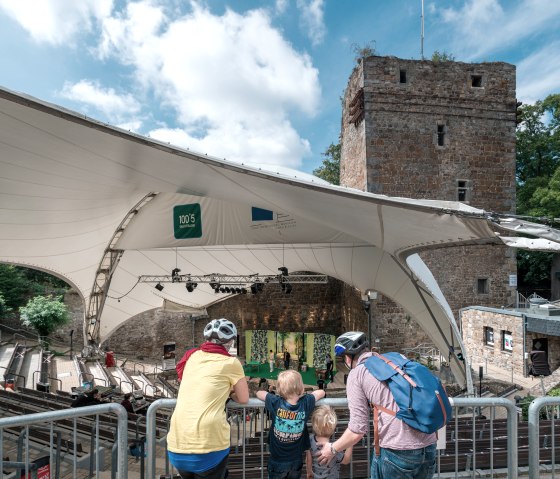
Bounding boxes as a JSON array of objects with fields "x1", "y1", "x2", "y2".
[
  {"x1": 313, "y1": 333, "x2": 332, "y2": 369},
  {"x1": 250, "y1": 329, "x2": 268, "y2": 362}
]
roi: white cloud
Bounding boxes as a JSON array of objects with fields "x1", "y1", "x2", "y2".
[
  {"x1": 97, "y1": 2, "x2": 320, "y2": 168},
  {"x1": 60, "y1": 80, "x2": 142, "y2": 128},
  {"x1": 0, "y1": 0, "x2": 113, "y2": 45},
  {"x1": 517, "y1": 41, "x2": 560, "y2": 104},
  {"x1": 296, "y1": 0, "x2": 326, "y2": 47},
  {"x1": 438, "y1": 0, "x2": 560, "y2": 61}
]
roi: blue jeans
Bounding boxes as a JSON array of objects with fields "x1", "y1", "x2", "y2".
[
  {"x1": 267, "y1": 459, "x2": 303, "y2": 479},
  {"x1": 371, "y1": 444, "x2": 436, "y2": 479}
]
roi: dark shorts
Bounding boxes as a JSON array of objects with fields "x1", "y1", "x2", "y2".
[
  {"x1": 371, "y1": 444, "x2": 436, "y2": 479},
  {"x1": 175, "y1": 453, "x2": 229, "y2": 479},
  {"x1": 267, "y1": 459, "x2": 303, "y2": 479}
]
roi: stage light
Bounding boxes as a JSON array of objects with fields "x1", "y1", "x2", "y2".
[
  {"x1": 256, "y1": 282, "x2": 264, "y2": 292},
  {"x1": 235, "y1": 288, "x2": 242, "y2": 294},
  {"x1": 171, "y1": 268, "x2": 181, "y2": 282},
  {"x1": 186, "y1": 281, "x2": 197, "y2": 292},
  {"x1": 209, "y1": 281, "x2": 220, "y2": 291},
  {"x1": 220, "y1": 288, "x2": 226, "y2": 293},
  {"x1": 285, "y1": 283, "x2": 292, "y2": 294},
  {"x1": 278, "y1": 266, "x2": 289, "y2": 276},
  {"x1": 241, "y1": 288, "x2": 247, "y2": 294},
  {"x1": 250, "y1": 284, "x2": 258, "y2": 294},
  {"x1": 155, "y1": 283, "x2": 164, "y2": 292},
  {"x1": 225, "y1": 287, "x2": 231, "y2": 293}
]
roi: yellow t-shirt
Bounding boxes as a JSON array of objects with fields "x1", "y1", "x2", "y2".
[{"x1": 167, "y1": 351, "x2": 245, "y2": 454}]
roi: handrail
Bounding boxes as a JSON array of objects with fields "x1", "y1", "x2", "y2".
[{"x1": 0, "y1": 402, "x2": 129, "y2": 478}]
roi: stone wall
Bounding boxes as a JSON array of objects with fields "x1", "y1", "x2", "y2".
[
  {"x1": 103, "y1": 277, "x2": 369, "y2": 360},
  {"x1": 461, "y1": 307, "x2": 524, "y2": 375},
  {"x1": 340, "y1": 56, "x2": 518, "y2": 351}
]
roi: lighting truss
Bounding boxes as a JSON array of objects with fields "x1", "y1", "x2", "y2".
[{"x1": 138, "y1": 273, "x2": 328, "y2": 285}]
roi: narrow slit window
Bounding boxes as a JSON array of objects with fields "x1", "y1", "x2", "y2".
[
  {"x1": 437, "y1": 124, "x2": 445, "y2": 146},
  {"x1": 471, "y1": 75, "x2": 483, "y2": 88},
  {"x1": 457, "y1": 180, "x2": 468, "y2": 201},
  {"x1": 477, "y1": 278, "x2": 489, "y2": 294},
  {"x1": 399, "y1": 70, "x2": 407, "y2": 84}
]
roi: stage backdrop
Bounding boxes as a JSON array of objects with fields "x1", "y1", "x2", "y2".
[{"x1": 245, "y1": 331, "x2": 335, "y2": 367}]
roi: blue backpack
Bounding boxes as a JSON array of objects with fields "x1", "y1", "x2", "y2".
[{"x1": 364, "y1": 352, "x2": 452, "y2": 436}]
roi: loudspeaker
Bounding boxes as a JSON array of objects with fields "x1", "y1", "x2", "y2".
[{"x1": 529, "y1": 350, "x2": 551, "y2": 377}]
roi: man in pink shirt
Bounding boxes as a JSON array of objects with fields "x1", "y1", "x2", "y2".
[{"x1": 316, "y1": 332, "x2": 436, "y2": 479}]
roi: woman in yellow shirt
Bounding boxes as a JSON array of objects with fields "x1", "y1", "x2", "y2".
[{"x1": 167, "y1": 319, "x2": 249, "y2": 479}]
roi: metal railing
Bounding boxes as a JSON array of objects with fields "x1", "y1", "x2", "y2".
[
  {"x1": 146, "y1": 396, "x2": 518, "y2": 479},
  {"x1": 528, "y1": 396, "x2": 560, "y2": 478},
  {"x1": 0, "y1": 403, "x2": 129, "y2": 479}
]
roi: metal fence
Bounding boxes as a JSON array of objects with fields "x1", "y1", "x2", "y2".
[
  {"x1": 0, "y1": 403, "x2": 128, "y2": 479},
  {"x1": 529, "y1": 396, "x2": 560, "y2": 478},
  {"x1": 147, "y1": 397, "x2": 519, "y2": 479}
]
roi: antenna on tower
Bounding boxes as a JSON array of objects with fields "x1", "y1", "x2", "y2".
[{"x1": 420, "y1": 0, "x2": 425, "y2": 60}]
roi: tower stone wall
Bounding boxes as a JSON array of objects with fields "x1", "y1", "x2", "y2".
[{"x1": 341, "y1": 56, "x2": 518, "y2": 348}]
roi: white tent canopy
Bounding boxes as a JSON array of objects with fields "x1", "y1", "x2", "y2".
[{"x1": 1, "y1": 86, "x2": 558, "y2": 388}]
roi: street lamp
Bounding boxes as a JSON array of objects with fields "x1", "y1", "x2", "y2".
[{"x1": 361, "y1": 290, "x2": 377, "y2": 349}]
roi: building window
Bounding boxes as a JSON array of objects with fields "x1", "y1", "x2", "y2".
[
  {"x1": 437, "y1": 124, "x2": 445, "y2": 147},
  {"x1": 502, "y1": 331, "x2": 513, "y2": 352},
  {"x1": 399, "y1": 69, "x2": 407, "y2": 84},
  {"x1": 484, "y1": 326, "x2": 494, "y2": 346},
  {"x1": 477, "y1": 278, "x2": 489, "y2": 294},
  {"x1": 457, "y1": 180, "x2": 470, "y2": 202},
  {"x1": 471, "y1": 74, "x2": 483, "y2": 88}
]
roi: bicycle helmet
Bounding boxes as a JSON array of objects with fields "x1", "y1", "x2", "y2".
[
  {"x1": 204, "y1": 318, "x2": 237, "y2": 344},
  {"x1": 334, "y1": 332, "x2": 368, "y2": 357}
]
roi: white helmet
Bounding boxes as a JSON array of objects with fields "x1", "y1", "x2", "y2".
[{"x1": 204, "y1": 318, "x2": 237, "y2": 344}]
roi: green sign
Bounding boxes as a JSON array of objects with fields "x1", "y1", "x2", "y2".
[{"x1": 173, "y1": 204, "x2": 202, "y2": 239}]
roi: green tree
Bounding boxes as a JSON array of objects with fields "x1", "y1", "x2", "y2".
[
  {"x1": 0, "y1": 291, "x2": 11, "y2": 317},
  {"x1": 516, "y1": 93, "x2": 560, "y2": 292},
  {"x1": 19, "y1": 295, "x2": 70, "y2": 343},
  {"x1": 313, "y1": 143, "x2": 341, "y2": 185},
  {"x1": 0, "y1": 264, "x2": 30, "y2": 311}
]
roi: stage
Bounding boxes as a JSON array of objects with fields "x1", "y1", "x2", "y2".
[{"x1": 242, "y1": 362, "x2": 334, "y2": 387}]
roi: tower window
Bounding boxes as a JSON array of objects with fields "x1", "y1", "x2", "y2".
[
  {"x1": 457, "y1": 180, "x2": 469, "y2": 202},
  {"x1": 399, "y1": 70, "x2": 407, "y2": 84},
  {"x1": 477, "y1": 278, "x2": 489, "y2": 295},
  {"x1": 502, "y1": 331, "x2": 513, "y2": 351},
  {"x1": 471, "y1": 75, "x2": 483, "y2": 88},
  {"x1": 437, "y1": 124, "x2": 445, "y2": 146}
]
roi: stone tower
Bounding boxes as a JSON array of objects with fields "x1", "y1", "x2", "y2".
[{"x1": 340, "y1": 56, "x2": 518, "y2": 350}]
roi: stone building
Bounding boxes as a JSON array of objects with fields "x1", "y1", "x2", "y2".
[
  {"x1": 461, "y1": 303, "x2": 560, "y2": 388},
  {"x1": 340, "y1": 56, "x2": 518, "y2": 350}
]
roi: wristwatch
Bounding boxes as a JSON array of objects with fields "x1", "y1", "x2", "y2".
[{"x1": 330, "y1": 443, "x2": 338, "y2": 455}]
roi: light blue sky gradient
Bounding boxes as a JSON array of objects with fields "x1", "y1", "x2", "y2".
[{"x1": 1, "y1": 0, "x2": 558, "y2": 174}]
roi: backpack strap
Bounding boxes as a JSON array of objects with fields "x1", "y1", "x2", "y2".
[
  {"x1": 373, "y1": 352, "x2": 417, "y2": 388},
  {"x1": 371, "y1": 404, "x2": 396, "y2": 456}
]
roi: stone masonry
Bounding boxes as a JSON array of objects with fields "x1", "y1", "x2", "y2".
[{"x1": 340, "y1": 56, "x2": 518, "y2": 349}]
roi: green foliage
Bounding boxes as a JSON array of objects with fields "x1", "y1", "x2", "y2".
[
  {"x1": 313, "y1": 143, "x2": 341, "y2": 185},
  {"x1": 0, "y1": 291, "x2": 10, "y2": 317},
  {"x1": 19, "y1": 295, "x2": 70, "y2": 338},
  {"x1": 548, "y1": 387, "x2": 560, "y2": 397},
  {"x1": 516, "y1": 95, "x2": 560, "y2": 185},
  {"x1": 0, "y1": 264, "x2": 69, "y2": 313},
  {"x1": 351, "y1": 41, "x2": 376, "y2": 63},
  {"x1": 517, "y1": 250, "x2": 555, "y2": 288},
  {"x1": 431, "y1": 50, "x2": 455, "y2": 63},
  {"x1": 515, "y1": 93, "x2": 560, "y2": 290},
  {"x1": 0, "y1": 264, "x2": 30, "y2": 311}
]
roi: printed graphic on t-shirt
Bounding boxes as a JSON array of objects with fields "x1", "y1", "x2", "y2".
[{"x1": 273, "y1": 408, "x2": 306, "y2": 442}]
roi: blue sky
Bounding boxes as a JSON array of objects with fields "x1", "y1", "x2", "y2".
[{"x1": 0, "y1": 0, "x2": 559, "y2": 175}]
